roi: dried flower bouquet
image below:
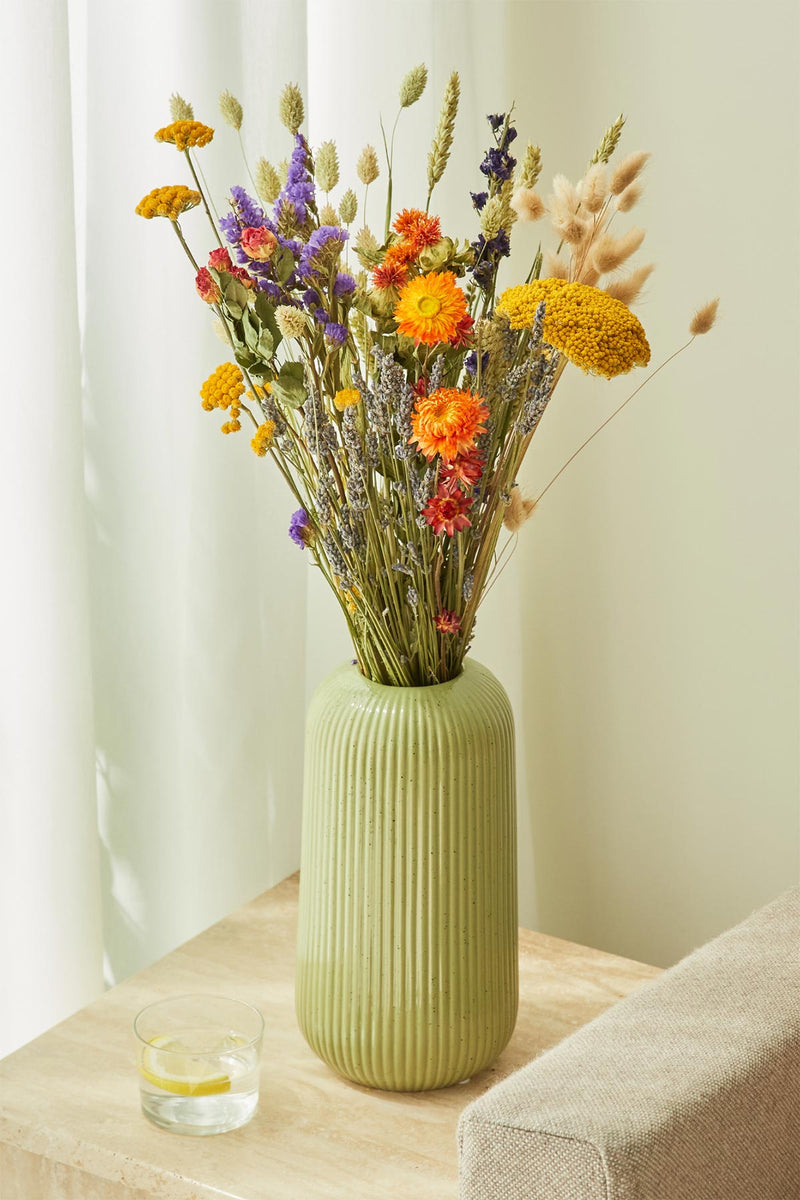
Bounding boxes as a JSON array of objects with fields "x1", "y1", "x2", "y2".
[{"x1": 137, "y1": 68, "x2": 716, "y2": 686}]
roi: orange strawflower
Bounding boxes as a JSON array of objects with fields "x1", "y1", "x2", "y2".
[
  {"x1": 372, "y1": 260, "x2": 409, "y2": 290},
  {"x1": 383, "y1": 241, "x2": 417, "y2": 270},
  {"x1": 410, "y1": 387, "x2": 488, "y2": 462},
  {"x1": 393, "y1": 209, "x2": 441, "y2": 249},
  {"x1": 394, "y1": 271, "x2": 469, "y2": 345}
]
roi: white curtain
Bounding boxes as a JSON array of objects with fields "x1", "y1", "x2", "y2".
[{"x1": 2, "y1": 0, "x2": 797, "y2": 1059}]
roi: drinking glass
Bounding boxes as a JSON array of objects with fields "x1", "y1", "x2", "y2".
[{"x1": 134, "y1": 994, "x2": 263, "y2": 1135}]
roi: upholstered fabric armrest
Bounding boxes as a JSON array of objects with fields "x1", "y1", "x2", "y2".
[{"x1": 458, "y1": 888, "x2": 800, "y2": 1200}]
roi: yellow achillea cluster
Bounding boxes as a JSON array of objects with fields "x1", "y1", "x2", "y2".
[
  {"x1": 154, "y1": 120, "x2": 214, "y2": 151},
  {"x1": 247, "y1": 382, "x2": 272, "y2": 402},
  {"x1": 200, "y1": 362, "x2": 245, "y2": 433},
  {"x1": 251, "y1": 421, "x2": 276, "y2": 456},
  {"x1": 333, "y1": 387, "x2": 360, "y2": 411},
  {"x1": 135, "y1": 185, "x2": 202, "y2": 221},
  {"x1": 496, "y1": 278, "x2": 650, "y2": 378}
]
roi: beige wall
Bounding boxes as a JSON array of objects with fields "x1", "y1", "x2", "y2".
[
  {"x1": 307, "y1": 0, "x2": 800, "y2": 967},
  {"x1": 490, "y1": 0, "x2": 800, "y2": 965}
]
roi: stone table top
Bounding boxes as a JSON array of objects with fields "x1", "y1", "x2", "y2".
[{"x1": 0, "y1": 872, "x2": 660, "y2": 1199}]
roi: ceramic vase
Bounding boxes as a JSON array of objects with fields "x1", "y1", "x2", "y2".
[{"x1": 295, "y1": 657, "x2": 518, "y2": 1091}]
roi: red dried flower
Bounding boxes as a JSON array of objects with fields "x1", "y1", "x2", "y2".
[
  {"x1": 422, "y1": 484, "x2": 474, "y2": 536},
  {"x1": 440, "y1": 451, "x2": 484, "y2": 489},
  {"x1": 434, "y1": 609, "x2": 462, "y2": 635}
]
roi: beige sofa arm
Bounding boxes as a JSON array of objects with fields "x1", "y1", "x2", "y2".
[{"x1": 458, "y1": 887, "x2": 800, "y2": 1200}]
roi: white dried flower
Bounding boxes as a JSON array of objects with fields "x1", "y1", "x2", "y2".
[{"x1": 275, "y1": 305, "x2": 308, "y2": 339}]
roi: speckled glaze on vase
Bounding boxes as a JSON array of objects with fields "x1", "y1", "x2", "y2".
[{"x1": 295, "y1": 658, "x2": 518, "y2": 1092}]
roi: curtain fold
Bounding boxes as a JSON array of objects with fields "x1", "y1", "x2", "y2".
[{"x1": 0, "y1": 0, "x2": 103, "y2": 1058}]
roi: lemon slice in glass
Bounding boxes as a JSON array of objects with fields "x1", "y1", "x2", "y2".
[{"x1": 139, "y1": 1033, "x2": 244, "y2": 1096}]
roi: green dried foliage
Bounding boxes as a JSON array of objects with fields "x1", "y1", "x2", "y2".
[
  {"x1": 519, "y1": 143, "x2": 542, "y2": 190},
  {"x1": 279, "y1": 83, "x2": 305, "y2": 134},
  {"x1": 255, "y1": 158, "x2": 281, "y2": 205},
  {"x1": 427, "y1": 72, "x2": 460, "y2": 196},
  {"x1": 219, "y1": 90, "x2": 243, "y2": 131},
  {"x1": 339, "y1": 188, "x2": 358, "y2": 225},
  {"x1": 316, "y1": 141, "x2": 340, "y2": 193},
  {"x1": 399, "y1": 63, "x2": 428, "y2": 108},
  {"x1": 590, "y1": 114, "x2": 626, "y2": 165},
  {"x1": 169, "y1": 93, "x2": 194, "y2": 121}
]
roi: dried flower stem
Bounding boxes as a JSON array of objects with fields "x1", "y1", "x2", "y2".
[
  {"x1": 535, "y1": 338, "x2": 695, "y2": 505},
  {"x1": 183, "y1": 149, "x2": 223, "y2": 247}
]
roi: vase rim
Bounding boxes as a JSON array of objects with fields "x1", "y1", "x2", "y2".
[{"x1": 332, "y1": 657, "x2": 496, "y2": 693}]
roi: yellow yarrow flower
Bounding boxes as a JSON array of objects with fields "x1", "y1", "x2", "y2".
[
  {"x1": 333, "y1": 387, "x2": 360, "y2": 412},
  {"x1": 154, "y1": 120, "x2": 214, "y2": 151},
  {"x1": 200, "y1": 362, "x2": 245, "y2": 412},
  {"x1": 496, "y1": 278, "x2": 650, "y2": 378},
  {"x1": 135, "y1": 185, "x2": 202, "y2": 221},
  {"x1": 246, "y1": 382, "x2": 272, "y2": 402},
  {"x1": 251, "y1": 421, "x2": 276, "y2": 456}
]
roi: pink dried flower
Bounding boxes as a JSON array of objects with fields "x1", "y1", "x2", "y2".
[
  {"x1": 208, "y1": 247, "x2": 233, "y2": 272},
  {"x1": 240, "y1": 226, "x2": 278, "y2": 261},
  {"x1": 195, "y1": 266, "x2": 221, "y2": 303}
]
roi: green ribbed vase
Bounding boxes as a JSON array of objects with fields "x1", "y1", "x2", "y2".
[{"x1": 295, "y1": 658, "x2": 518, "y2": 1092}]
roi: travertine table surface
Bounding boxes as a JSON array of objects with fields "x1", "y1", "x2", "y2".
[{"x1": 0, "y1": 873, "x2": 660, "y2": 1200}]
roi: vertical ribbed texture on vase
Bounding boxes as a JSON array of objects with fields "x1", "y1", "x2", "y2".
[{"x1": 295, "y1": 659, "x2": 518, "y2": 1092}]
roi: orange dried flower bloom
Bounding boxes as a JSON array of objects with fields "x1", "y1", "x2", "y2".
[
  {"x1": 135, "y1": 185, "x2": 202, "y2": 221},
  {"x1": 200, "y1": 362, "x2": 245, "y2": 412},
  {"x1": 372, "y1": 260, "x2": 408, "y2": 290},
  {"x1": 422, "y1": 484, "x2": 474, "y2": 536},
  {"x1": 154, "y1": 120, "x2": 214, "y2": 151},
  {"x1": 393, "y1": 208, "x2": 441, "y2": 249},
  {"x1": 434, "y1": 609, "x2": 462, "y2": 634},
  {"x1": 410, "y1": 387, "x2": 488, "y2": 462},
  {"x1": 383, "y1": 241, "x2": 417, "y2": 270},
  {"x1": 394, "y1": 271, "x2": 469, "y2": 346}
]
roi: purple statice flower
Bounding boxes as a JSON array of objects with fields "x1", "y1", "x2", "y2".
[
  {"x1": 487, "y1": 113, "x2": 505, "y2": 132},
  {"x1": 259, "y1": 279, "x2": 283, "y2": 301},
  {"x1": 480, "y1": 146, "x2": 515, "y2": 181},
  {"x1": 297, "y1": 226, "x2": 348, "y2": 281},
  {"x1": 333, "y1": 272, "x2": 356, "y2": 296},
  {"x1": 219, "y1": 211, "x2": 242, "y2": 245},
  {"x1": 470, "y1": 191, "x2": 488, "y2": 212},
  {"x1": 324, "y1": 322, "x2": 348, "y2": 347},
  {"x1": 275, "y1": 134, "x2": 316, "y2": 225},
  {"x1": 313, "y1": 306, "x2": 330, "y2": 324},
  {"x1": 302, "y1": 287, "x2": 321, "y2": 309},
  {"x1": 464, "y1": 350, "x2": 489, "y2": 377},
  {"x1": 289, "y1": 509, "x2": 313, "y2": 548},
  {"x1": 469, "y1": 227, "x2": 511, "y2": 291},
  {"x1": 220, "y1": 186, "x2": 273, "y2": 247},
  {"x1": 304, "y1": 225, "x2": 347, "y2": 259},
  {"x1": 230, "y1": 185, "x2": 267, "y2": 228}
]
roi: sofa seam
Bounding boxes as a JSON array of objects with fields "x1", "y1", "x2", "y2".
[{"x1": 458, "y1": 1113, "x2": 611, "y2": 1200}]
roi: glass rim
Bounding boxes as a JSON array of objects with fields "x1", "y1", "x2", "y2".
[{"x1": 133, "y1": 993, "x2": 264, "y2": 1054}]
